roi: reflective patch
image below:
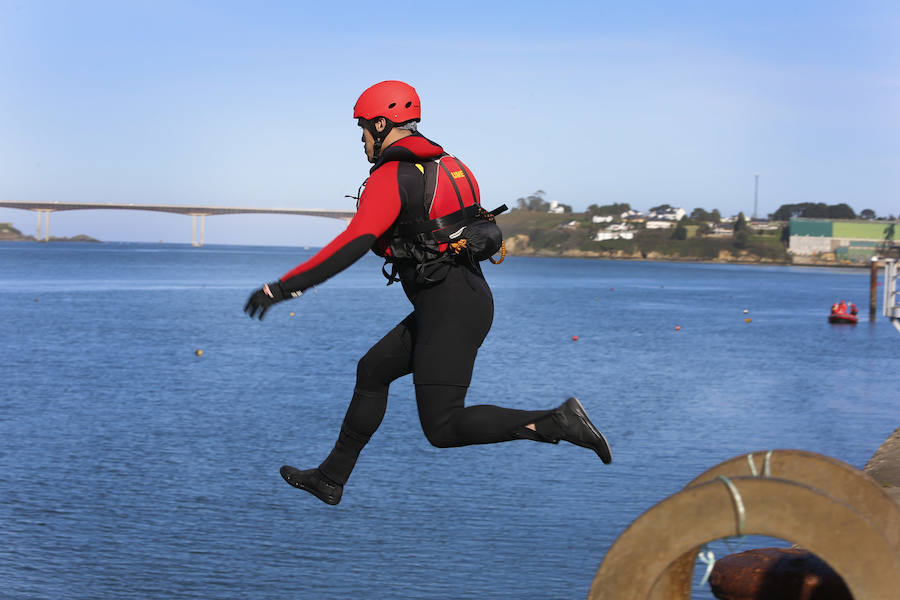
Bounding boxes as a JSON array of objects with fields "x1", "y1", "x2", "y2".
[
  {"x1": 415, "y1": 163, "x2": 425, "y2": 174},
  {"x1": 450, "y1": 169, "x2": 465, "y2": 179}
]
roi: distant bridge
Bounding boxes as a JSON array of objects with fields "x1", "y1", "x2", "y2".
[{"x1": 0, "y1": 201, "x2": 356, "y2": 246}]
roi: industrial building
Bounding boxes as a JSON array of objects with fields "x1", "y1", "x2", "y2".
[{"x1": 789, "y1": 218, "x2": 899, "y2": 263}]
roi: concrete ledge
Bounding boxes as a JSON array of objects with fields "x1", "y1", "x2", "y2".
[{"x1": 864, "y1": 426, "x2": 900, "y2": 505}]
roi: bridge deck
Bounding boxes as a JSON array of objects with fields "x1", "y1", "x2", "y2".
[
  {"x1": 0, "y1": 200, "x2": 355, "y2": 246},
  {"x1": 0, "y1": 200, "x2": 355, "y2": 219}
]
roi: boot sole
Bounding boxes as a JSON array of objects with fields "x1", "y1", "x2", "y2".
[
  {"x1": 566, "y1": 398, "x2": 612, "y2": 464},
  {"x1": 280, "y1": 465, "x2": 341, "y2": 505}
]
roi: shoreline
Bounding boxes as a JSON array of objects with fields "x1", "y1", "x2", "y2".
[
  {"x1": 0, "y1": 237, "x2": 879, "y2": 269},
  {"x1": 505, "y1": 248, "x2": 876, "y2": 269},
  {"x1": 0, "y1": 235, "x2": 100, "y2": 243}
]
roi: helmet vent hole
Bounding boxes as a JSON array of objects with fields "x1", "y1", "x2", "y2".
[
  {"x1": 388, "y1": 102, "x2": 396, "y2": 109},
  {"x1": 405, "y1": 102, "x2": 412, "y2": 108}
]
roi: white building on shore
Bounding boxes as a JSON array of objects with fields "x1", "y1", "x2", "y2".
[{"x1": 647, "y1": 206, "x2": 686, "y2": 221}]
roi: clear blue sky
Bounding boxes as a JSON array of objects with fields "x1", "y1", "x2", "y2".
[{"x1": 1, "y1": 0, "x2": 898, "y2": 245}]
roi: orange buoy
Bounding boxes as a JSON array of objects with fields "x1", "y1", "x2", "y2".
[
  {"x1": 572, "y1": 335, "x2": 579, "y2": 341},
  {"x1": 194, "y1": 349, "x2": 203, "y2": 357},
  {"x1": 745, "y1": 318, "x2": 752, "y2": 323},
  {"x1": 675, "y1": 326, "x2": 681, "y2": 331}
]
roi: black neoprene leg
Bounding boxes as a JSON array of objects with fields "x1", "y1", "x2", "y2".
[
  {"x1": 318, "y1": 314, "x2": 416, "y2": 485},
  {"x1": 415, "y1": 383, "x2": 554, "y2": 448},
  {"x1": 410, "y1": 266, "x2": 555, "y2": 448}
]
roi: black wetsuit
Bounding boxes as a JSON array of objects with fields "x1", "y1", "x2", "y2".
[{"x1": 275, "y1": 134, "x2": 553, "y2": 485}]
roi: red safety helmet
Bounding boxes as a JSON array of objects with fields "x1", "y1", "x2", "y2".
[{"x1": 354, "y1": 80, "x2": 421, "y2": 124}]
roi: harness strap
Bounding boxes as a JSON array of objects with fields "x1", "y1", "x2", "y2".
[
  {"x1": 381, "y1": 260, "x2": 401, "y2": 284},
  {"x1": 422, "y1": 160, "x2": 439, "y2": 214},
  {"x1": 449, "y1": 156, "x2": 479, "y2": 205},
  {"x1": 436, "y1": 158, "x2": 467, "y2": 211},
  {"x1": 399, "y1": 204, "x2": 481, "y2": 238},
  {"x1": 398, "y1": 203, "x2": 507, "y2": 239}
]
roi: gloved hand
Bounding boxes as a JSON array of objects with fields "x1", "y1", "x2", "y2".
[{"x1": 244, "y1": 280, "x2": 296, "y2": 320}]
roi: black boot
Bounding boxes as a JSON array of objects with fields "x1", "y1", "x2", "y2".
[
  {"x1": 317, "y1": 423, "x2": 371, "y2": 487},
  {"x1": 537, "y1": 397, "x2": 612, "y2": 464},
  {"x1": 280, "y1": 466, "x2": 343, "y2": 505}
]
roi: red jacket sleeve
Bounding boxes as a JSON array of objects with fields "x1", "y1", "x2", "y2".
[{"x1": 278, "y1": 163, "x2": 402, "y2": 293}]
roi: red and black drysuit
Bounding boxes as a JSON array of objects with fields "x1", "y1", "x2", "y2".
[{"x1": 273, "y1": 134, "x2": 554, "y2": 485}]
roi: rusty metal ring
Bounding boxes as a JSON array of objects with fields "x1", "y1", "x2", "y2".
[
  {"x1": 589, "y1": 476, "x2": 900, "y2": 599},
  {"x1": 650, "y1": 449, "x2": 900, "y2": 599}
]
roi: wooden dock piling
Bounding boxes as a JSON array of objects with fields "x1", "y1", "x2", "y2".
[{"x1": 870, "y1": 257, "x2": 879, "y2": 321}]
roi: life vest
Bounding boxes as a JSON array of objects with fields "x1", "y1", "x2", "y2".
[{"x1": 382, "y1": 154, "x2": 506, "y2": 284}]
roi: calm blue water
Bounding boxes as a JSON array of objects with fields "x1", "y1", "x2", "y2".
[{"x1": 1, "y1": 242, "x2": 897, "y2": 600}]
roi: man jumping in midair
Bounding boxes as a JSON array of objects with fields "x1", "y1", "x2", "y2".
[{"x1": 245, "y1": 81, "x2": 611, "y2": 505}]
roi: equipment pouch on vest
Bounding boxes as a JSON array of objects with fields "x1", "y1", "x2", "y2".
[{"x1": 445, "y1": 204, "x2": 507, "y2": 262}]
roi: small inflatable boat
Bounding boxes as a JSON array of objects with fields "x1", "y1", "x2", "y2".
[{"x1": 828, "y1": 312, "x2": 858, "y2": 324}]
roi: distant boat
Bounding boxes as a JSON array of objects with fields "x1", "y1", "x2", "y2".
[
  {"x1": 829, "y1": 312, "x2": 858, "y2": 324},
  {"x1": 829, "y1": 302, "x2": 858, "y2": 324}
]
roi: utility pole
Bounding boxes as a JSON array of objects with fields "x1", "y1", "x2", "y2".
[{"x1": 753, "y1": 173, "x2": 759, "y2": 220}]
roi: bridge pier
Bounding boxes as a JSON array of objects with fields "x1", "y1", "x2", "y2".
[
  {"x1": 190, "y1": 214, "x2": 205, "y2": 247},
  {"x1": 36, "y1": 210, "x2": 51, "y2": 241}
]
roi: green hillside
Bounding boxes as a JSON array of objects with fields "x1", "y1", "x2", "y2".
[{"x1": 495, "y1": 211, "x2": 790, "y2": 263}]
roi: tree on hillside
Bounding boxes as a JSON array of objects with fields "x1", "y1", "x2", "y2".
[
  {"x1": 515, "y1": 190, "x2": 550, "y2": 212},
  {"x1": 732, "y1": 212, "x2": 750, "y2": 249},
  {"x1": 650, "y1": 203, "x2": 673, "y2": 212},
  {"x1": 587, "y1": 202, "x2": 631, "y2": 216},
  {"x1": 771, "y1": 202, "x2": 857, "y2": 220},
  {"x1": 690, "y1": 208, "x2": 714, "y2": 221},
  {"x1": 831, "y1": 203, "x2": 856, "y2": 219},
  {"x1": 860, "y1": 208, "x2": 876, "y2": 220},
  {"x1": 711, "y1": 209, "x2": 722, "y2": 223},
  {"x1": 672, "y1": 223, "x2": 687, "y2": 240}
]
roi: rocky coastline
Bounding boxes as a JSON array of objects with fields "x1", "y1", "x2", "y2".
[
  {"x1": 0, "y1": 223, "x2": 99, "y2": 243},
  {"x1": 501, "y1": 232, "x2": 874, "y2": 269}
]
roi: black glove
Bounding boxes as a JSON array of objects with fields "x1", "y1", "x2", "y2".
[{"x1": 244, "y1": 280, "x2": 294, "y2": 320}]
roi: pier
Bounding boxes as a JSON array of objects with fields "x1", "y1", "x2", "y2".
[{"x1": 0, "y1": 201, "x2": 355, "y2": 246}]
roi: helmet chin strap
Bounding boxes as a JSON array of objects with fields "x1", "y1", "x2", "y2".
[{"x1": 359, "y1": 118, "x2": 393, "y2": 161}]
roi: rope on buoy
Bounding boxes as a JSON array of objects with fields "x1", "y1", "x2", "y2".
[
  {"x1": 698, "y1": 546, "x2": 717, "y2": 586},
  {"x1": 718, "y1": 475, "x2": 747, "y2": 537},
  {"x1": 697, "y1": 475, "x2": 749, "y2": 587},
  {"x1": 746, "y1": 450, "x2": 773, "y2": 477}
]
